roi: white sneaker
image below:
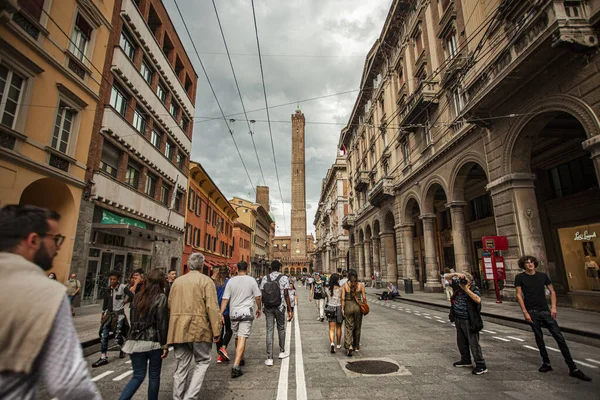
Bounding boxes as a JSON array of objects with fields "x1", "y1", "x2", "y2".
[
  {"x1": 278, "y1": 352, "x2": 289, "y2": 359},
  {"x1": 316, "y1": 317, "x2": 321, "y2": 321},
  {"x1": 336, "y1": 345, "x2": 342, "y2": 349},
  {"x1": 265, "y1": 358, "x2": 274, "y2": 366}
]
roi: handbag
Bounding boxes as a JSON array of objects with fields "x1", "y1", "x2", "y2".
[
  {"x1": 325, "y1": 304, "x2": 336, "y2": 319},
  {"x1": 353, "y1": 289, "x2": 369, "y2": 316}
]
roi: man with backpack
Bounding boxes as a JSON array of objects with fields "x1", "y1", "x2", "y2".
[{"x1": 260, "y1": 260, "x2": 293, "y2": 367}]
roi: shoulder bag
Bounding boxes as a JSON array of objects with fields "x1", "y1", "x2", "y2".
[{"x1": 353, "y1": 284, "x2": 369, "y2": 316}]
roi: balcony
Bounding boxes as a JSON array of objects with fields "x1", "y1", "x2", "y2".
[
  {"x1": 354, "y1": 170, "x2": 369, "y2": 191},
  {"x1": 341, "y1": 213, "x2": 355, "y2": 230},
  {"x1": 398, "y1": 80, "x2": 439, "y2": 126},
  {"x1": 368, "y1": 177, "x2": 394, "y2": 207},
  {"x1": 463, "y1": 0, "x2": 598, "y2": 117}
]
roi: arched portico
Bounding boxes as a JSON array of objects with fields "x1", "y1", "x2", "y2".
[{"x1": 420, "y1": 182, "x2": 448, "y2": 292}]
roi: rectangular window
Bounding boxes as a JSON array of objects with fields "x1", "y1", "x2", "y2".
[
  {"x1": 99, "y1": 141, "x2": 119, "y2": 178},
  {"x1": 120, "y1": 29, "x2": 136, "y2": 60},
  {"x1": 145, "y1": 173, "x2": 156, "y2": 196},
  {"x1": 157, "y1": 82, "x2": 167, "y2": 104},
  {"x1": 188, "y1": 190, "x2": 196, "y2": 211},
  {"x1": 185, "y1": 223, "x2": 192, "y2": 246},
  {"x1": 141, "y1": 59, "x2": 153, "y2": 84},
  {"x1": 174, "y1": 191, "x2": 181, "y2": 211},
  {"x1": 470, "y1": 194, "x2": 493, "y2": 221},
  {"x1": 125, "y1": 161, "x2": 140, "y2": 188},
  {"x1": 402, "y1": 141, "x2": 410, "y2": 165},
  {"x1": 446, "y1": 33, "x2": 458, "y2": 59},
  {"x1": 170, "y1": 101, "x2": 179, "y2": 119},
  {"x1": 151, "y1": 130, "x2": 162, "y2": 149},
  {"x1": 69, "y1": 14, "x2": 92, "y2": 62},
  {"x1": 0, "y1": 65, "x2": 25, "y2": 129},
  {"x1": 548, "y1": 156, "x2": 597, "y2": 198},
  {"x1": 51, "y1": 103, "x2": 75, "y2": 154},
  {"x1": 181, "y1": 116, "x2": 189, "y2": 133},
  {"x1": 206, "y1": 206, "x2": 211, "y2": 223},
  {"x1": 452, "y1": 87, "x2": 465, "y2": 117},
  {"x1": 165, "y1": 140, "x2": 173, "y2": 160},
  {"x1": 18, "y1": 0, "x2": 45, "y2": 21},
  {"x1": 133, "y1": 108, "x2": 146, "y2": 133},
  {"x1": 176, "y1": 153, "x2": 184, "y2": 169},
  {"x1": 195, "y1": 197, "x2": 202, "y2": 216},
  {"x1": 161, "y1": 185, "x2": 170, "y2": 206},
  {"x1": 110, "y1": 85, "x2": 127, "y2": 116}
]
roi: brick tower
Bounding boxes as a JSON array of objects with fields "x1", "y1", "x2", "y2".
[{"x1": 290, "y1": 109, "x2": 307, "y2": 260}]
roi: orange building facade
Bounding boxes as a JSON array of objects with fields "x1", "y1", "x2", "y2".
[
  {"x1": 231, "y1": 221, "x2": 252, "y2": 265},
  {"x1": 183, "y1": 161, "x2": 238, "y2": 275}
]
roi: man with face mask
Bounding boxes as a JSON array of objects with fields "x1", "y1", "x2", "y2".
[
  {"x1": 0, "y1": 205, "x2": 101, "y2": 399},
  {"x1": 65, "y1": 273, "x2": 81, "y2": 316}
]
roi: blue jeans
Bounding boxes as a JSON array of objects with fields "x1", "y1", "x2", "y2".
[
  {"x1": 118, "y1": 349, "x2": 163, "y2": 400},
  {"x1": 528, "y1": 310, "x2": 576, "y2": 370},
  {"x1": 100, "y1": 317, "x2": 125, "y2": 354}
]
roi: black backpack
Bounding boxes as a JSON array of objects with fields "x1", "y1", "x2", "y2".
[{"x1": 262, "y1": 274, "x2": 283, "y2": 308}]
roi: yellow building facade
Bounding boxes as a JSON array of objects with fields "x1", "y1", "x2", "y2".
[{"x1": 0, "y1": 0, "x2": 113, "y2": 281}]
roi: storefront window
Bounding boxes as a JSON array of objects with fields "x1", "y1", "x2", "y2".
[{"x1": 558, "y1": 223, "x2": 600, "y2": 291}]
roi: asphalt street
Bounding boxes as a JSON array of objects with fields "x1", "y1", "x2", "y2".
[{"x1": 43, "y1": 286, "x2": 600, "y2": 399}]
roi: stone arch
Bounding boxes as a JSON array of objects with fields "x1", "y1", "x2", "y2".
[
  {"x1": 504, "y1": 94, "x2": 600, "y2": 175},
  {"x1": 384, "y1": 210, "x2": 395, "y2": 232},
  {"x1": 402, "y1": 192, "x2": 422, "y2": 224},
  {"x1": 358, "y1": 228, "x2": 365, "y2": 244},
  {"x1": 449, "y1": 154, "x2": 489, "y2": 202},
  {"x1": 20, "y1": 177, "x2": 75, "y2": 218},
  {"x1": 373, "y1": 219, "x2": 381, "y2": 236},
  {"x1": 350, "y1": 232, "x2": 356, "y2": 246},
  {"x1": 422, "y1": 179, "x2": 449, "y2": 215},
  {"x1": 365, "y1": 224, "x2": 372, "y2": 239}
]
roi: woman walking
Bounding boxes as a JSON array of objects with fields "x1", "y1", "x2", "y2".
[
  {"x1": 341, "y1": 269, "x2": 367, "y2": 356},
  {"x1": 325, "y1": 273, "x2": 344, "y2": 353},
  {"x1": 310, "y1": 273, "x2": 328, "y2": 321},
  {"x1": 118, "y1": 268, "x2": 169, "y2": 400},
  {"x1": 215, "y1": 265, "x2": 232, "y2": 363}
]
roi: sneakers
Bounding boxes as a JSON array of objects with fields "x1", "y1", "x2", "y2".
[
  {"x1": 569, "y1": 369, "x2": 592, "y2": 381},
  {"x1": 265, "y1": 358, "x2": 274, "y2": 366},
  {"x1": 278, "y1": 352, "x2": 289, "y2": 359},
  {"x1": 119, "y1": 350, "x2": 126, "y2": 359},
  {"x1": 330, "y1": 343, "x2": 335, "y2": 354},
  {"x1": 453, "y1": 360, "x2": 472, "y2": 368},
  {"x1": 472, "y1": 367, "x2": 488, "y2": 375},
  {"x1": 336, "y1": 344, "x2": 342, "y2": 349},
  {"x1": 231, "y1": 367, "x2": 244, "y2": 378},
  {"x1": 316, "y1": 316, "x2": 321, "y2": 321},
  {"x1": 539, "y1": 363, "x2": 553, "y2": 372},
  {"x1": 218, "y1": 346, "x2": 230, "y2": 362},
  {"x1": 92, "y1": 357, "x2": 108, "y2": 368},
  {"x1": 217, "y1": 355, "x2": 224, "y2": 364},
  {"x1": 346, "y1": 348, "x2": 353, "y2": 357}
]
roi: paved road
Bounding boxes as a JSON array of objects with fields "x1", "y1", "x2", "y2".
[{"x1": 43, "y1": 286, "x2": 600, "y2": 399}]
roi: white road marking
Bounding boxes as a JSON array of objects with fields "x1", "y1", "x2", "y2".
[
  {"x1": 506, "y1": 336, "x2": 524, "y2": 342},
  {"x1": 294, "y1": 309, "x2": 307, "y2": 400},
  {"x1": 573, "y1": 360, "x2": 598, "y2": 369},
  {"x1": 422, "y1": 313, "x2": 429, "y2": 316},
  {"x1": 405, "y1": 311, "x2": 411, "y2": 313},
  {"x1": 434, "y1": 316, "x2": 441, "y2": 319},
  {"x1": 524, "y1": 345, "x2": 539, "y2": 351},
  {"x1": 125, "y1": 360, "x2": 132, "y2": 364},
  {"x1": 482, "y1": 329, "x2": 497, "y2": 334},
  {"x1": 276, "y1": 319, "x2": 292, "y2": 400},
  {"x1": 391, "y1": 305, "x2": 397, "y2": 308},
  {"x1": 546, "y1": 346, "x2": 560, "y2": 353},
  {"x1": 493, "y1": 337, "x2": 510, "y2": 342},
  {"x1": 425, "y1": 316, "x2": 432, "y2": 319},
  {"x1": 91, "y1": 371, "x2": 114, "y2": 382},
  {"x1": 113, "y1": 370, "x2": 133, "y2": 381},
  {"x1": 585, "y1": 358, "x2": 600, "y2": 365},
  {"x1": 436, "y1": 320, "x2": 446, "y2": 323}
]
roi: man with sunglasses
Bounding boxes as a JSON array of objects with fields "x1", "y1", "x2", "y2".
[{"x1": 0, "y1": 205, "x2": 100, "y2": 399}]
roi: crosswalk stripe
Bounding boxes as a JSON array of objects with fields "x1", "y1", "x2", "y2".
[
  {"x1": 482, "y1": 329, "x2": 497, "y2": 334},
  {"x1": 91, "y1": 370, "x2": 114, "y2": 382},
  {"x1": 506, "y1": 336, "x2": 524, "y2": 342},
  {"x1": 436, "y1": 320, "x2": 446, "y2": 323},
  {"x1": 546, "y1": 346, "x2": 560, "y2": 352},
  {"x1": 573, "y1": 360, "x2": 598, "y2": 369},
  {"x1": 493, "y1": 336, "x2": 510, "y2": 342},
  {"x1": 425, "y1": 316, "x2": 432, "y2": 319},
  {"x1": 434, "y1": 316, "x2": 441, "y2": 319},
  {"x1": 113, "y1": 370, "x2": 133, "y2": 381},
  {"x1": 585, "y1": 358, "x2": 600, "y2": 365},
  {"x1": 523, "y1": 345, "x2": 538, "y2": 351}
]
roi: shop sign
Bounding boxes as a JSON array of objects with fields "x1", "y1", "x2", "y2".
[
  {"x1": 574, "y1": 231, "x2": 596, "y2": 241},
  {"x1": 101, "y1": 210, "x2": 146, "y2": 229}
]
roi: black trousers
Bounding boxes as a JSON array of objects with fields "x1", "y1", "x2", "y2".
[
  {"x1": 455, "y1": 318, "x2": 486, "y2": 369},
  {"x1": 217, "y1": 314, "x2": 232, "y2": 349},
  {"x1": 528, "y1": 310, "x2": 576, "y2": 370}
]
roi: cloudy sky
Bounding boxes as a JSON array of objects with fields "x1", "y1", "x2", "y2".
[{"x1": 165, "y1": 0, "x2": 392, "y2": 236}]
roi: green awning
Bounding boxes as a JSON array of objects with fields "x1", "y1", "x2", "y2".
[{"x1": 101, "y1": 209, "x2": 146, "y2": 229}]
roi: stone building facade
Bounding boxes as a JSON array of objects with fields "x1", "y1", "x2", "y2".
[
  {"x1": 313, "y1": 156, "x2": 350, "y2": 274},
  {"x1": 70, "y1": 0, "x2": 197, "y2": 303},
  {"x1": 338, "y1": 0, "x2": 600, "y2": 309}
]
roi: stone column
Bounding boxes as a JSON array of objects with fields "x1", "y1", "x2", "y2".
[
  {"x1": 420, "y1": 214, "x2": 442, "y2": 292},
  {"x1": 357, "y1": 242, "x2": 365, "y2": 279},
  {"x1": 363, "y1": 239, "x2": 372, "y2": 282},
  {"x1": 349, "y1": 243, "x2": 356, "y2": 270},
  {"x1": 380, "y1": 231, "x2": 398, "y2": 285},
  {"x1": 325, "y1": 244, "x2": 330, "y2": 274},
  {"x1": 372, "y1": 236, "x2": 381, "y2": 278},
  {"x1": 447, "y1": 201, "x2": 470, "y2": 273},
  {"x1": 400, "y1": 224, "x2": 417, "y2": 283}
]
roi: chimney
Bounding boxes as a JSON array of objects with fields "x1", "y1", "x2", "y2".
[{"x1": 256, "y1": 186, "x2": 270, "y2": 212}]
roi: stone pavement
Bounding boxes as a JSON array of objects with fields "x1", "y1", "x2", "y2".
[{"x1": 42, "y1": 284, "x2": 600, "y2": 399}]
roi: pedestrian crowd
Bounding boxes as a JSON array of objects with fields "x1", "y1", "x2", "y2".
[{"x1": 0, "y1": 204, "x2": 592, "y2": 400}]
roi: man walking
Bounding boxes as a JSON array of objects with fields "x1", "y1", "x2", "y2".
[
  {"x1": 220, "y1": 261, "x2": 262, "y2": 378},
  {"x1": 166, "y1": 268, "x2": 177, "y2": 298},
  {"x1": 65, "y1": 272, "x2": 81, "y2": 316},
  {"x1": 515, "y1": 255, "x2": 591, "y2": 381},
  {"x1": 0, "y1": 205, "x2": 100, "y2": 399},
  {"x1": 168, "y1": 253, "x2": 222, "y2": 399},
  {"x1": 445, "y1": 271, "x2": 487, "y2": 375},
  {"x1": 261, "y1": 260, "x2": 293, "y2": 366},
  {"x1": 92, "y1": 270, "x2": 135, "y2": 367}
]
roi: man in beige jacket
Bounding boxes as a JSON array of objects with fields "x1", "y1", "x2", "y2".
[{"x1": 168, "y1": 252, "x2": 221, "y2": 400}]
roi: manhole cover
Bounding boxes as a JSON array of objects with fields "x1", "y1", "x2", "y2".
[{"x1": 345, "y1": 360, "x2": 399, "y2": 375}]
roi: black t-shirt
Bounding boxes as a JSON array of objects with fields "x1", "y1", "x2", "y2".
[{"x1": 514, "y1": 271, "x2": 551, "y2": 311}]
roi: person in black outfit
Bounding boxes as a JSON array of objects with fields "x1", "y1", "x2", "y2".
[{"x1": 515, "y1": 255, "x2": 591, "y2": 381}]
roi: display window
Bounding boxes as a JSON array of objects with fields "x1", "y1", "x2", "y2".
[{"x1": 558, "y1": 223, "x2": 600, "y2": 291}]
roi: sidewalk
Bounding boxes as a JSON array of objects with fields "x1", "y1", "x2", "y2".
[
  {"x1": 365, "y1": 288, "x2": 600, "y2": 341},
  {"x1": 72, "y1": 303, "x2": 106, "y2": 345}
]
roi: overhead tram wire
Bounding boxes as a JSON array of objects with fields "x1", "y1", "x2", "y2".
[
  {"x1": 211, "y1": 0, "x2": 267, "y2": 187},
  {"x1": 172, "y1": 0, "x2": 256, "y2": 196},
  {"x1": 251, "y1": 0, "x2": 288, "y2": 234}
]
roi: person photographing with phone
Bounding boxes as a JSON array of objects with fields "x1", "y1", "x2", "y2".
[{"x1": 444, "y1": 271, "x2": 487, "y2": 375}]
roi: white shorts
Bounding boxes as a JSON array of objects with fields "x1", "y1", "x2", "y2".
[{"x1": 231, "y1": 320, "x2": 253, "y2": 338}]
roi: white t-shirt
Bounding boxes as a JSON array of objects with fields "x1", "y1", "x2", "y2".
[{"x1": 223, "y1": 275, "x2": 262, "y2": 321}]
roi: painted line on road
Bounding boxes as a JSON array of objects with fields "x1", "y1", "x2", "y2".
[
  {"x1": 585, "y1": 358, "x2": 600, "y2": 365},
  {"x1": 425, "y1": 316, "x2": 432, "y2": 319},
  {"x1": 434, "y1": 316, "x2": 441, "y2": 319},
  {"x1": 294, "y1": 308, "x2": 308, "y2": 400},
  {"x1": 493, "y1": 337, "x2": 510, "y2": 342},
  {"x1": 506, "y1": 336, "x2": 524, "y2": 342},
  {"x1": 125, "y1": 360, "x2": 132, "y2": 364},
  {"x1": 546, "y1": 346, "x2": 560, "y2": 352},
  {"x1": 573, "y1": 359, "x2": 598, "y2": 369},
  {"x1": 91, "y1": 370, "x2": 114, "y2": 382},
  {"x1": 436, "y1": 320, "x2": 446, "y2": 323},
  {"x1": 405, "y1": 311, "x2": 412, "y2": 313},
  {"x1": 113, "y1": 370, "x2": 133, "y2": 381},
  {"x1": 523, "y1": 345, "x2": 539, "y2": 351},
  {"x1": 422, "y1": 313, "x2": 429, "y2": 316},
  {"x1": 482, "y1": 329, "x2": 497, "y2": 334},
  {"x1": 276, "y1": 319, "x2": 292, "y2": 400}
]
